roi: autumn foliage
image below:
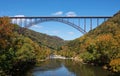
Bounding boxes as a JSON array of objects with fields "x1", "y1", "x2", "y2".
[
  {"x1": 0, "y1": 17, "x2": 51, "y2": 75},
  {"x1": 109, "y1": 58, "x2": 120, "y2": 72},
  {"x1": 58, "y1": 11, "x2": 120, "y2": 73}
]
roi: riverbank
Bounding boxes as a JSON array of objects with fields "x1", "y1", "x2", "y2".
[
  {"x1": 32, "y1": 54, "x2": 119, "y2": 76},
  {"x1": 49, "y1": 55, "x2": 72, "y2": 59},
  {"x1": 36, "y1": 54, "x2": 119, "y2": 75},
  {"x1": 72, "y1": 56, "x2": 120, "y2": 76},
  {"x1": 32, "y1": 59, "x2": 112, "y2": 76}
]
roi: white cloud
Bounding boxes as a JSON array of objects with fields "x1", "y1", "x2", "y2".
[
  {"x1": 14, "y1": 15, "x2": 25, "y2": 17},
  {"x1": 52, "y1": 30, "x2": 60, "y2": 34},
  {"x1": 31, "y1": 25, "x2": 43, "y2": 29},
  {"x1": 68, "y1": 31, "x2": 74, "y2": 35},
  {"x1": 66, "y1": 12, "x2": 77, "y2": 17},
  {"x1": 52, "y1": 11, "x2": 63, "y2": 16},
  {"x1": 52, "y1": 11, "x2": 77, "y2": 17}
]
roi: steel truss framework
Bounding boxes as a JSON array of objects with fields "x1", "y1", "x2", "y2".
[{"x1": 10, "y1": 16, "x2": 112, "y2": 34}]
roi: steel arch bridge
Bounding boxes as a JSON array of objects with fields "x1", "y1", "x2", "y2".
[{"x1": 10, "y1": 16, "x2": 112, "y2": 34}]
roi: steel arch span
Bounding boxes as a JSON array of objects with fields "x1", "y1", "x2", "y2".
[
  {"x1": 10, "y1": 16, "x2": 112, "y2": 34},
  {"x1": 25, "y1": 18, "x2": 86, "y2": 34}
]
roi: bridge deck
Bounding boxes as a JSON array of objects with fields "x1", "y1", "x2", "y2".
[
  {"x1": 9, "y1": 16, "x2": 112, "y2": 19},
  {"x1": 7, "y1": 16, "x2": 112, "y2": 34}
]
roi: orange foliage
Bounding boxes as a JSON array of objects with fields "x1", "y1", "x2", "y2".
[
  {"x1": 110, "y1": 58, "x2": 120, "y2": 66},
  {"x1": 96, "y1": 34, "x2": 113, "y2": 42},
  {"x1": 109, "y1": 58, "x2": 120, "y2": 72}
]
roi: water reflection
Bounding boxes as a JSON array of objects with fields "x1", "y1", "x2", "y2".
[{"x1": 33, "y1": 59, "x2": 112, "y2": 76}]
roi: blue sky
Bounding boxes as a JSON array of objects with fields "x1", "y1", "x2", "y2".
[{"x1": 0, "y1": 0, "x2": 120, "y2": 40}]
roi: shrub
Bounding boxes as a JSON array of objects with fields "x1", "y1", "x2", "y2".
[{"x1": 109, "y1": 58, "x2": 120, "y2": 72}]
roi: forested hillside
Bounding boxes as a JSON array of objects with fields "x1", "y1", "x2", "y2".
[
  {"x1": 0, "y1": 17, "x2": 52, "y2": 75},
  {"x1": 58, "y1": 11, "x2": 120, "y2": 73},
  {"x1": 1, "y1": 11, "x2": 120, "y2": 75},
  {"x1": 23, "y1": 29, "x2": 65, "y2": 50}
]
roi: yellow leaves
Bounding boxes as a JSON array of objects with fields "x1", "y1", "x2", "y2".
[
  {"x1": 109, "y1": 58, "x2": 120, "y2": 72},
  {"x1": 0, "y1": 17, "x2": 14, "y2": 32},
  {"x1": 0, "y1": 17, "x2": 10, "y2": 24},
  {"x1": 0, "y1": 17, "x2": 15, "y2": 49},
  {"x1": 110, "y1": 58, "x2": 120, "y2": 66},
  {"x1": 96, "y1": 34, "x2": 118, "y2": 49},
  {"x1": 96, "y1": 34, "x2": 113, "y2": 42}
]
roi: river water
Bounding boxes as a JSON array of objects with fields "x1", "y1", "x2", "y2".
[{"x1": 32, "y1": 59, "x2": 112, "y2": 76}]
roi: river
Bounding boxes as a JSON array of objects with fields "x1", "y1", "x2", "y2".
[{"x1": 31, "y1": 59, "x2": 112, "y2": 76}]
